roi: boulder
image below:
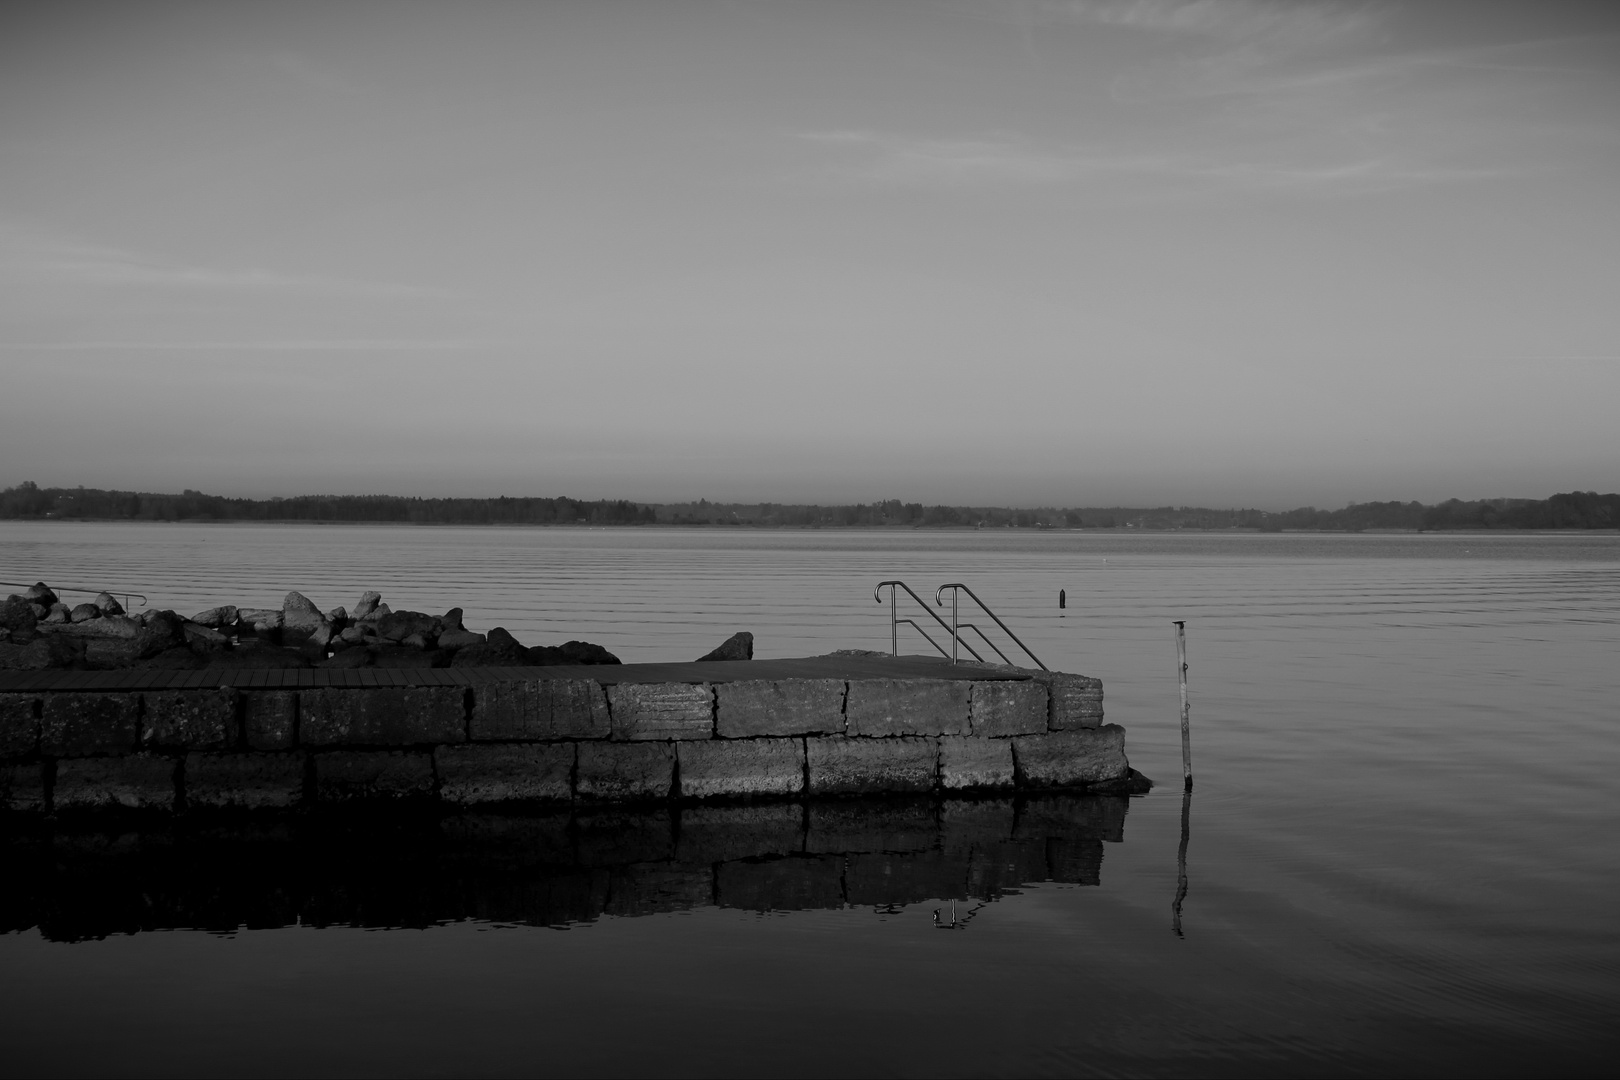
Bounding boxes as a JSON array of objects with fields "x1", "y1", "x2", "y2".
[
  {"x1": 401, "y1": 632, "x2": 430, "y2": 650},
  {"x1": 1, "y1": 597, "x2": 37, "y2": 641},
  {"x1": 85, "y1": 639, "x2": 142, "y2": 668},
  {"x1": 43, "y1": 603, "x2": 70, "y2": 624},
  {"x1": 325, "y1": 606, "x2": 347, "y2": 624},
  {"x1": 351, "y1": 591, "x2": 381, "y2": 621},
  {"x1": 191, "y1": 605, "x2": 238, "y2": 628},
  {"x1": 377, "y1": 610, "x2": 437, "y2": 643},
  {"x1": 437, "y1": 629, "x2": 485, "y2": 651},
  {"x1": 1, "y1": 635, "x2": 82, "y2": 670},
  {"x1": 449, "y1": 627, "x2": 529, "y2": 667},
  {"x1": 369, "y1": 602, "x2": 392, "y2": 622},
  {"x1": 338, "y1": 625, "x2": 371, "y2": 645},
  {"x1": 282, "y1": 591, "x2": 325, "y2": 631},
  {"x1": 69, "y1": 603, "x2": 101, "y2": 623},
  {"x1": 38, "y1": 615, "x2": 142, "y2": 639},
  {"x1": 182, "y1": 622, "x2": 230, "y2": 651},
  {"x1": 93, "y1": 592, "x2": 125, "y2": 616},
  {"x1": 560, "y1": 640, "x2": 622, "y2": 665},
  {"x1": 527, "y1": 645, "x2": 567, "y2": 665},
  {"x1": 21, "y1": 583, "x2": 57, "y2": 607},
  {"x1": 237, "y1": 608, "x2": 283, "y2": 629},
  {"x1": 301, "y1": 621, "x2": 335, "y2": 659},
  {"x1": 697, "y1": 631, "x2": 753, "y2": 662},
  {"x1": 441, "y1": 607, "x2": 465, "y2": 631},
  {"x1": 135, "y1": 610, "x2": 188, "y2": 659}
]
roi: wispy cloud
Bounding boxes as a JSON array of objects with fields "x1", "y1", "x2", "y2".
[
  {"x1": 796, "y1": 130, "x2": 1502, "y2": 196},
  {"x1": 0, "y1": 231, "x2": 449, "y2": 299}
]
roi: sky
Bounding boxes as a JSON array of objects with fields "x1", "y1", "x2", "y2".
[{"x1": 2, "y1": 0, "x2": 1617, "y2": 509}]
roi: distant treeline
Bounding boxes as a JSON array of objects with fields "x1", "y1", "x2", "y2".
[{"x1": 2, "y1": 482, "x2": 1616, "y2": 531}]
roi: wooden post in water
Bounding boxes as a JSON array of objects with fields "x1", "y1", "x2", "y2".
[{"x1": 1174, "y1": 620, "x2": 1192, "y2": 791}]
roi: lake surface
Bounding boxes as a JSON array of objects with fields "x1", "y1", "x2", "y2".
[{"x1": 2, "y1": 523, "x2": 1617, "y2": 1077}]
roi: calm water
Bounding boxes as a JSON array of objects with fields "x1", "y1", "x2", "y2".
[{"x1": 2, "y1": 523, "x2": 1617, "y2": 1077}]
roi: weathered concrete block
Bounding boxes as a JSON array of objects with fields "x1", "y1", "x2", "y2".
[
  {"x1": 576, "y1": 741, "x2": 674, "y2": 802},
  {"x1": 676, "y1": 737, "x2": 804, "y2": 800},
  {"x1": 313, "y1": 750, "x2": 436, "y2": 801},
  {"x1": 715, "y1": 855, "x2": 844, "y2": 912},
  {"x1": 184, "y1": 752, "x2": 305, "y2": 809},
  {"x1": 300, "y1": 687, "x2": 465, "y2": 746},
  {"x1": 805, "y1": 736, "x2": 938, "y2": 796},
  {"x1": 469, "y1": 679, "x2": 609, "y2": 741},
  {"x1": 242, "y1": 691, "x2": 297, "y2": 750},
  {"x1": 0, "y1": 694, "x2": 39, "y2": 758},
  {"x1": 1, "y1": 761, "x2": 46, "y2": 812},
  {"x1": 607, "y1": 683, "x2": 712, "y2": 741},
  {"x1": 53, "y1": 754, "x2": 176, "y2": 811},
  {"x1": 142, "y1": 690, "x2": 236, "y2": 750},
  {"x1": 1045, "y1": 673, "x2": 1104, "y2": 730},
  {"x1": 1012, "y1": 725, "x2": 1128, "y2": 786},
  {"x1": 434, "y1": 742, "x2": 574, "y2": 805},
  {"x1": 970, "y1": 680, "x2": 1048, "y2": 737},
  {"x1": 714, "y1": 680, "x2": 844, "y2": 738},
  {"x1": 676, "y1": 803, "x2": 805, "y2": 863},
  {"x1": 605, "y1": 863, "x2": 714, "y2": 917},
  {"x1": 938, "y1": 735, "x2": 1015, "y2": 791},
  {"x1": 40, "y1": 694, "x2": 140, "y2": 756},
  {"x1": 845, "y1": 680, "x2": 968, "y2": 737}
]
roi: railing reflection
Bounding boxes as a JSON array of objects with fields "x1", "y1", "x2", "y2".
[{"x1": 0, "y1": 795, "x2": 1132, "y2": 941}]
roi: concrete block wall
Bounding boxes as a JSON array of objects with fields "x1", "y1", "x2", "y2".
[{"x1": 0, "y1": 671, "x2": 1120, "y2": 815}]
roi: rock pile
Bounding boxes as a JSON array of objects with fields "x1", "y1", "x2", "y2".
[{"x1": 0, "y1": 583, "x2": 623, "y2": 672}]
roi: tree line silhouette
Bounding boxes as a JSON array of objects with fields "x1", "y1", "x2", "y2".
[{"x1": 1, "y1": 482, "x2": 1615, "y2": 530}]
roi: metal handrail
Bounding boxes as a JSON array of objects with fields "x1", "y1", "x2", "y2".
[
  {"x1": 1, "y1": 580, "x2": 147, "y2": 610},
  {"x1": 934, "y1": 582, "x2": 1047, "y2": 670},
  {"x1": 874, "y1": 580, "x2": 985, "y2": 662},
  {"x1": 896, "y1": 619, "x2": 952, "y2": 659},
  {"x1": 956, "y1": 623, "x2": 1013, "y2": 666}
]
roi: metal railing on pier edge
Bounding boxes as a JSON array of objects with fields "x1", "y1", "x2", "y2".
[
  {"x1": 1, "y1": 581, "x2": 147, "y2": 611},
  {"x1": 874, "y1": 579, "x2": 1047, "y2": 671}
]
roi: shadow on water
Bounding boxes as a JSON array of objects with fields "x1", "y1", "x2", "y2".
[{"x1": 0, "y1": 794, "x2": 1132, "y2": 942}]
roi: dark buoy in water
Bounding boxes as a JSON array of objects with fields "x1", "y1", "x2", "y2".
[{"x1": 1058, "y1": 588, "x2": 1066, "y2": 610}]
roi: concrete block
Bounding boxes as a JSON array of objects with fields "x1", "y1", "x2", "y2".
[
  {"x1": 805, "y1": 736, "x2": 938, "y2": 796},
  {"x1": 938, "y1": 735, "x2": 1015, "y2": 791},
  {"x1": 714, "y1": 679, "x2": 844, "y2": 738},
  {"x1": 184, "y1": 752, "x2": 305, "y2": 810},
  {"x1": 40, "y1": 694, "x2": 140, "y2": 756},
  {"x1": 845, "y1": 679, "x2": 968, "y2": 737},
  {"x1": 1, "y1": 761, "x2": 46, "y2": 812},
  {"x1": 313, "y1": 750, "x2": 436, "y2": 801},
  {"x1": 53, "y1": 754, "x2": 176, "y2": 811},
  {"x1": 969, "y1": 680, "x2": 1048, "y2": 737},
  {"x1": 676, "y1": 737, "x2": 803, "y2": 800},
  {"x1": 0, "y1": 695, "x2": 38, "y2": 758},
  {"x1": 675, "y1": 804, "x2": 805, "y2": 863},
  {"x1": 845, "y1": 850, "x2": 971, "y2": 906},
  {"x1": 1045, "y1": 673, "x2": 1104, "y2": 730},
  {"x1": 1012, "y1": 725, "x2": 1129, "y2": 787},
  {"x1": 434, "y1": 742, "x2": 574, "y2": 805},
  {"x1": 576, "y1": 741, "x2": 674, "y2": 802},
  {"x1": 242, "y1": 691, "x2": 297, "y2": 751},
  {"x1": 605, "y1": 862, "x2": 713, "y2": 916},
  {"x1": 300, "y1": 687, "x2": 465, "y2": 747},
  {"x1": 469, "y1": 678, "x2": 609, "y2": 741},
  {"x1": 607, "y1": 683, "x2": 712, "y2": 741},
  {"x1": 142, "y1": 690, "x2": 236, "y2": 750},
  {"x1": 716, "y1": 855, "x2": 844, "y2": 912},
  {"x1": 806, "y1": 797, "x2": 938, "y2": 854}
]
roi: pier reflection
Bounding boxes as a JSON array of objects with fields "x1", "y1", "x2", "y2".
[{"x1": 0, "y1": 795, "x2": 1131, "y2": 941}]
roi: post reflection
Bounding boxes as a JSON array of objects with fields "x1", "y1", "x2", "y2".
[
  {"x1": 1172, "y1": 789, "x2": 1191, "y2": 937},
  {"x1": 1, "y1": 794, "x2": 1133, "y2": 942}
]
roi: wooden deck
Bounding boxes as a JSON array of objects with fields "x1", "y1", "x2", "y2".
[{"x1": 0, "y1": 653, "x2": 1033, "y2": 693}]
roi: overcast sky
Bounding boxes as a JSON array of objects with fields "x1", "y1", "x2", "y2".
[{"x1": 2, "y1": 1, "x2": 1617, "y2": 508}]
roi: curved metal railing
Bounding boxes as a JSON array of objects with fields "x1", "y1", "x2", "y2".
[
  {"x1": 934, "y1": 582, "x2": 1047, "y2": 670},
  {"x1": 874, "y1": 580, "x2": 985, "y2": 662}
]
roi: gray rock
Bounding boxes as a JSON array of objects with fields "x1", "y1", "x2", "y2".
[
  {"x1": 43, "y1": 603, "x2": 70, "y2": 624},
  {"x1": 182, "y1": 622, "x2": 229, "y2": 648},
  {"x1": 39, "y1": 615, "x2": 142, "y2": 639},
  {"x1": 400, "y1": 632, "x2": 429, "y2": 650},
  {"x1": 191, "y1": 605, "x2": 238, "y2": 628},
  {"x1": 136, "y1": 611, "x2": 188, "y2": 658},
  {"x1": 282, "y1": 591, "x2": 325, "y2": 632},
  {"x1": 351, "y1": 591, "x2": 381, "y2": 621},
  {"x1": 338, "y1": 625, "x2": 370, "y2": 645},
  {"x1": 369, "y1": 602, "x2": 392, "y2": 621},
  {"x1": 560, "y1": 640, "x2": 621, "y2": 665},
  {"x1": 437, "y1": 629, "x2": 485, "y2": 651},
  {"x1": 69, "y1": 603, "x2": 101, "y2": 623},
  {"x1": 21, "y1": 583, "x2": 57, "y2": 607},
  {"x1": 697, "y1": 631, "x2": 753, "y2": 662},
  {"x1": 325, "y1": 606, "x2": 347, "y2": 624},
  {"x1": 237, "y1": 608, "x2": 282, "y2": 629},
  {"x1": 441, "y1": 607, "x2": 465, "y2": 631},
  {"x1": 93, "y1": 592, "x2": 125, "y2": 617},
  {"x1": 450, "y1": 630, "x2": 530, "y2": 666},
  {"x1": 377, "y1": 610, "x2": 437, "y2": 642},
  {"x1": 1, "y1": 596, "x2": 38, "y2": 640}
]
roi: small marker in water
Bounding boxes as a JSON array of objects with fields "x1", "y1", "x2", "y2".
[{"x1": 1058, "y1": 588, "x2": 1066, "y2": 610}]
